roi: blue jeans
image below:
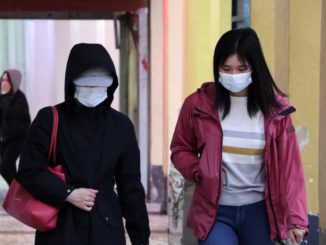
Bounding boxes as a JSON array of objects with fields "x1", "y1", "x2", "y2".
[{"x1": 198, "y1": 200, "x2": 275, "y2": 245}]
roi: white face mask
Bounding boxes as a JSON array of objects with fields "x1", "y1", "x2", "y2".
[
  {"x1": 218, "y1": 72, "x2": 252, "y2": 93},
  {"x1": 74, "y1": 86, "x2": 108, "y2": 107}
]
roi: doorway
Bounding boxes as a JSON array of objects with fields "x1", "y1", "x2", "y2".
[{"x1": 0, "y1": 1, "x2": 150, "y2": 194}]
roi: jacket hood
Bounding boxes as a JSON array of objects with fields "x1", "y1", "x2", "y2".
[
  {"x1": 2, "y1": 69, "x2": 22, "y2": 93},
  {"x1": 64, "y1": 43, "x2": 118, "y2": 106}
]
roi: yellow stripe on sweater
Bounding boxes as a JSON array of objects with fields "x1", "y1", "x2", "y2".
[{"x1": 223, "y1": 146, "x2": 264, "y2": 156}]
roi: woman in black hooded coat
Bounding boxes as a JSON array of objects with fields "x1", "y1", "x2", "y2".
[
  {"x1": 16, "y1": 43, "x2": 150, "y2": 245},
  {"x1": 0, "y1": 69, "x2": 31, "y2": 185}
]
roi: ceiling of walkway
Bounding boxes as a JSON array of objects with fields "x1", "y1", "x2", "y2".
[{"x1": 0, "y1": 0, "x2": 147, "y2": 18}]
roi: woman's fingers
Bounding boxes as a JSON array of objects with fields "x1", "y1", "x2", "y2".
[
  {"x1": 288, "y1": 228, "x2": 305, "y2": 244},
  {"x1": 289, "y1": 230, "x2": 296, "y2": 244},
  {"x1": 65, "y1": 188, "x2": 99, "y2": 211}
]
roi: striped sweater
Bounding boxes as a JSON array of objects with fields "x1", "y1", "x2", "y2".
[{"x1": 219, "y1": 96, "x2": 265, "y2": 206}]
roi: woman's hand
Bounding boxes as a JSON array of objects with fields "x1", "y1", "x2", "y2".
[
  {"x1": 65, "y1": 188, "x2": 98, "y2": 211},
  {"x1": 288, "y1": 228, "x2": 305, "y2": 244}
]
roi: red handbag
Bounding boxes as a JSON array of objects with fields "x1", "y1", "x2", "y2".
[{"x1": 2, "y1": 106, "x2": 65, "y2": 231}]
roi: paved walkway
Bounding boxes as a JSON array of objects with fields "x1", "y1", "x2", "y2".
[
  {"x1": 0, "y1": 206, "x2": 168, "y2": 245},
  {"x1": 0, "y1": 180, "x2": 168, "y2": 245}
]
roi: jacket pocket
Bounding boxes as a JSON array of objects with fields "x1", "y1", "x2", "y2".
[{"x1": 95, "y1": 192, "x2": 124, "y2": 228}]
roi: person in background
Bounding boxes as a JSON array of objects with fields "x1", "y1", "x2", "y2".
[
  {"x1": 170, "y1": 28, "x2": 308, "y2": 245},
  {"x1": 0, "y1": 69, "x2": 30, "y2": 185},
  {"x1": 16, "y1": 43, "x2": 150, "y2": 245}
]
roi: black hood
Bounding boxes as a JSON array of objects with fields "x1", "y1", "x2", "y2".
[{"x1": 64, "y1": 43, "x2": 118, "y2": 106}]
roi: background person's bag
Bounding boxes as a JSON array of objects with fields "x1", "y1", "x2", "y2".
[{"x1": 2, "y1": 106, "x2": 65, "y2": 231}]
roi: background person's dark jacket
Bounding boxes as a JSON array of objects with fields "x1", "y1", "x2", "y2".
[
  {"x1": 0, "y1": 69, "x2": 31, "y2": 142},
  {"x1": 16, "y1": 43, "x2": 150, "y2": 245}
]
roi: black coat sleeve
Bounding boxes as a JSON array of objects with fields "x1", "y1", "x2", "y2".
[
  {"x1": 16, "y1": 106, "x2": 73, "y2": 207},
  {"x1": 115, "y1": 120, "x2": 150, "y2": 245}
]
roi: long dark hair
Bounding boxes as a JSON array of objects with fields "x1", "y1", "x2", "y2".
[
  {"x1": 0, "y1": 71, "x2": 13, "y2": 94},
  {"x1": 213, "y1": 27, "x2": 285, "y2": 118}
]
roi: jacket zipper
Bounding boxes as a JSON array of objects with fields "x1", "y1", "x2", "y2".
[
  {"x1": 265, "y1": 118, "x2": 283, "y2": 244},
  {"x1": 267, "y1": 163, "x2": 283, "y2": 243},
  {"x1": 216, "y1": 120, "x2": 223, "y2": 208}
]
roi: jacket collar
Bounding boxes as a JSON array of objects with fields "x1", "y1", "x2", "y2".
[
  {"x1": 267, "y1": 94, "x2": 296, "y2": 122},
  {"x1": 194, "y1": 82, "x2": 295, "y2": 121},
  {"x1": 194, "y1": 82, "x2": 219, "y2": 120}
]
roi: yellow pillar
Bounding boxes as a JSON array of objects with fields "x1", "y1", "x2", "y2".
[
  {"x1": 288, "y1": 0, "x2": 321, "y2": 213},
  {"x1": 319, "y1": 0, "x2": 326, "y2": 236},
  {"x1": 251, "y1": 0, "x2": 289, "y2": 93},
  {"x1": 251, "y1": 0, "x2": 322, "y2": 214},
  {"x1": 184, "y1": 0, "x2": 231, "y2": 97}
]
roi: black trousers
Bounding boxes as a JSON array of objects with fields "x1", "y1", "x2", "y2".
[{"x1": 0, "y1": 138, "x2": 25, "y2": 185}]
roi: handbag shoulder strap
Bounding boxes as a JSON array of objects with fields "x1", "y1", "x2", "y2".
[{"x1": 48, "y1": 106, "x2": 59, "y2": 164}]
